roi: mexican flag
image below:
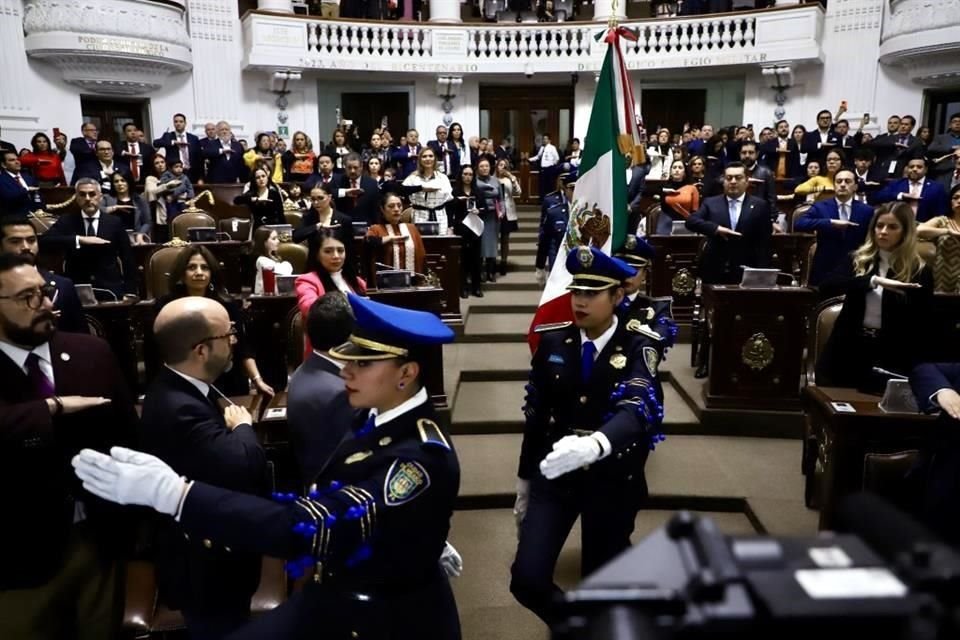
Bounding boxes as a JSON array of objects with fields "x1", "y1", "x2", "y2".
[{"x1": 527, "y1": 30, "x2": 640, "y2": 352}]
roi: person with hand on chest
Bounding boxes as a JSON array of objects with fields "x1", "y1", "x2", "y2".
[
  {"x1": 0, "y1": 149, "x2": 44, "y2": 215},
  {"x1": 511, "y1": 246, "x2": 665, "y2": 627},
  {"x1": 72, "y1": 294, "x2": 465, "y2": 640},
  {"x1": 0, "y1": 253, "x2": 138, "y2": 640}
]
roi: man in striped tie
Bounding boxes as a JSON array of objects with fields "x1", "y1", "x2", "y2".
[{"x1": 0, "y1": 252, "x2": 138, "y2": 640}]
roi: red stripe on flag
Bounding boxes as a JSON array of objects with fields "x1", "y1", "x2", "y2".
[{"x1": 526, "y1": 291, "x2": 574, "y2": 354}]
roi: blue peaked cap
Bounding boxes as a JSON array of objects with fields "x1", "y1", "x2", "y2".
[
  {"x1": 565, "y1": 246, "x2": 636, "y2": 291},
  {"x1": 614, "y1": 234, "x2": 655, "y2": 267},
  {"x1": 329, "y1": 293, "x2": 455, "y2": 361}
]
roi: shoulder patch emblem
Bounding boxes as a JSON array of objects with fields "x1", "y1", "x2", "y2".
[
  {"x1": 417, "y1": 418, "x2": 451, "y2": 451},
  {"x1": 643, "y1": 346, "x2": 659, "y2": 378},
  {"x1": 534, "y1": 321, "x2": 573, "y2": 333},
  {"x1": 384, "y1": 460, "x2": 430, "y2": 506}
]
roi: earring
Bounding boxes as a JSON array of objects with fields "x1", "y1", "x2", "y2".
[{"x1": 397, "y1": 382, "x2": 405, "y2": 390}]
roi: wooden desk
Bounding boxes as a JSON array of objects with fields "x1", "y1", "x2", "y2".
[
  {"x1": 646, "y1": 235, "x2": 701, "y2": 324},
  {"x1": 703, "y1": 284, "x2": 815, "y2": 410},
  {"x1": 802, "y1": 386, "x2": 938, "y2": 530}
]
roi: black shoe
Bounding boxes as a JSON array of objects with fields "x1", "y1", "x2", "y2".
[
  {"x1": 472, "y1": 289, "x2": 484, "y2": 298},
  {"x1": 460, "y1": 291, "x2": 469, "y2": 299},
  {"x1": 694, "y1": 364, "x2": 709, "y2": 379},
  {"x1": 499, "y1": 262, "x2": 508, "y2": 276}
]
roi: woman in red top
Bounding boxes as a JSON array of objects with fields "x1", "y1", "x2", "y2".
[
  {"x1": 19, "y1": 132, "x2": 66, "y2": 186},
  {"x1": 295, "y1": 227, "x2": 367, "y2": 358}
]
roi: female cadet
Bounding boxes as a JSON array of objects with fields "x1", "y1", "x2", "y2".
[
  {"x1": 510, "y1": 245, "x2": 665, "y2": 626},
  {"x1": 73, "y1": 294, "x2": 462, "y2": 640}
]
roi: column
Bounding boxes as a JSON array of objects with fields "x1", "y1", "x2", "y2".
[
  {"x1": 258, "y1": 0, "x2": 293, "y2": 11},
  {"x1": 189, "y1": 0, "x2": 245, "y2": 125},
  {"x1": 428, "y1": 0, "x2": 462, "y2": 23},
  {"x1": 592, "y1": 0, "x2": 626, "y2": 23}
]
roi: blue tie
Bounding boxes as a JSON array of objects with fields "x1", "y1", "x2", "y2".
[
  {"x1": 356, "y1": 413, "x2": 376, "y2": 437},
  {"x1": 581, "y1": 341, "x2": 596, "y2": 384}
]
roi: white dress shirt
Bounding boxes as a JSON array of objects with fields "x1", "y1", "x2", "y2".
[
  {"x1": 0, "y1": 340, "x2": 54, "y2": 383},
  {"x1": 579, "y1": 314, "x2": 619, "y2": 363},
  {"x1": 165, "y1": 364, "x2": 210, "y2": 398},
  {"x1": 6, "y1": 170, "x2": 28, "y2": 190},
  {"x1": 533, "y1": 144, "x2": 560, "y2": 168},
  {"x1": 369, "y1": 386, "x2": 428, "y2": 428}
]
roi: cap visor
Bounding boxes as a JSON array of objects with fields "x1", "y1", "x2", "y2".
[
  {"x1": 328, "y1": 341, "x2": 400, "y2": 361},
  {"x1": 566, "y1": 281, "x2": 618, "y2": 291}
]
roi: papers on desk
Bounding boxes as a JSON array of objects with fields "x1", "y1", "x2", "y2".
[
  {"x1": 264, "y1": 407, "x2": 287, "y2": 420},
  {"x1": 739, "y1": 267, "x2": 780, "y2": 288}
]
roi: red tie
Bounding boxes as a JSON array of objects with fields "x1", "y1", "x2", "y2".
[{"x1": 129, "y1": 143, "x2": 139, "y2": 181}]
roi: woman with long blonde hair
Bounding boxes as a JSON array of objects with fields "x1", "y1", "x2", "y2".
[{"x1": 816, "y1": 202, "x2": 933, "y2": 391}]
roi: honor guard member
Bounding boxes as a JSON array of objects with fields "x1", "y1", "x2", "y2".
[
  {"x1": 535, "y1": 173, "x2": 576, "y2": 286},
  {"x1": 614, "y1": 234, "x2": 679, "y2": 355},
  {"x1": 511, "y1": 246, "x2": 665, "y2": 626},
  {"x1": 73, "y1": 294, "x2": 463, "y2": 640}
]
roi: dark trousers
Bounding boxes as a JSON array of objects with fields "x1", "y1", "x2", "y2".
[
  {"x1": 184, "y1": 604, "x2": 250, "y2": 640},
  {"x1": 510, "y1": 472, "x2": 640, "y2": 624},
  {"x1": 460, "y1": 229, "x2": 483, "y2": 293}
]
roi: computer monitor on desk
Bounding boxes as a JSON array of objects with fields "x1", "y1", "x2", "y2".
[
  {"x1": 739, "y1": 267, "x2": 780, "y2": 288},
  {"x1": 187, "y1": 227, "x2": 217, "y2": 242},
  {"x1": 415, "y1": 221, "x2": 440, "y2": 236},
  {"x1": 376, "y1": 270, "x2": 414, "y2": 290}
]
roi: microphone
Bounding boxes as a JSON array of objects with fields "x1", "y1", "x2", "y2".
[{"x1": 872, "y1": 366, "x2": 907, "y2": 381}]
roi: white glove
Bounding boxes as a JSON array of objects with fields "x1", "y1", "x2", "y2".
[
  {"x1": 439, "y1": 541, "x2": 463, "y2": 578},
  {"x1": 72, "y1": 447, "x2": 186, "y2": 516},
  {"x1": 513, "y1": 479, "x2": 530, "y2": 531},
  {"x1": 539, "y1": 435, "x2": 602, "y2": 480},
  {"x1": 535, "y1": 269, "x2": 546, "y2": 287}
]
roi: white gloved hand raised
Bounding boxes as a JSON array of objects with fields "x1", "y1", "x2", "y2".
[
  {"x1": 539, "y1": 435, "x2": 602, "y2": 480},
  {"x1": 72, "y1": 447, "x2": 186, "y2": 516},
  {"x1": 439, "y1": 541, "x2": 463, "y2": 578},
  {"x1": 513, "y1": 478, "x2": 531, "y2": 531}
]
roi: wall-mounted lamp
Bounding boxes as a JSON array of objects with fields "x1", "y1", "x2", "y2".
[
  {"x1": 436, "y1": 76, "x2": 462, "y2": 126},
  {"x1": 761, "y1": 65, "x2": 794, "y2": 122}
]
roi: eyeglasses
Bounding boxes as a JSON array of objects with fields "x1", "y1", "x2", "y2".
[
  {"x1": 192, "y1": 324, "x2": 238, "y2": 349},
  {"x1": 0, "y1": 284, "x2": 58, "y2": 310}
]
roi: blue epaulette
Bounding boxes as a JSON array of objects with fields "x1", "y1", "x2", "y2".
[{"x1": 417, "y1": 418, "x2": 451, "y2": 451}]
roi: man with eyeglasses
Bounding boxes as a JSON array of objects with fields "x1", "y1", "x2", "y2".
[
  {"x1": 138, "y1": 295, "x2": 267, "y2": 639},
  {"x1": 40, "y1": 178, "x2": 138, "y2": 299},
  {"x1": 0, "y1": 216, "x2": 85, "y2": 332},
  {"x1": 69, "y1": 122, "x2": 101, "y2": 183},
  {"x1": 0, "y1": 252, "x2": 138, "y2": 640},
  {"x1": 72, "y1": 141, "x2": 132, "y2": 196}
]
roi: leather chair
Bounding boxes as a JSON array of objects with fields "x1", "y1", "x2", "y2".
[
  {"x1": 791, "y1": 202, "x2": 812, "y2": 232},
  {"x1": 122, "y1": 556, "x2": 288, "y2": 638},
  {"x1": 146, "y1": 246, "x2": 185, "y2": 299},
  {"x1": 862, "y1": 450, "x2": 920, "y2": 513},
  {"x1": 801, "y1": 241, "x2": 818, "y2": 287},
  {"x1": 802, "y1": 295, "x2": 845, "y2": 508},
  {"x1": 278, "y1": 242, "x2": 308, "y2": 274},
  {"x1": 84, "y1": 313, "x2": 106, "y2": 338},
  {"x1": 286, "y1": 307, "x2": 304, "y2": 371},
  {"x1": 170, "y1": 211, "x2": 216, "y2": 242},
  {"x1": 284, "y1": 210, "x2": 303, "y2": 228},
  {"x1": 218, "y1": 216, "x2": 252, "y2": 242},
  {"x1": 645, "y1": 203, "x2": 662, "y2": 236}
]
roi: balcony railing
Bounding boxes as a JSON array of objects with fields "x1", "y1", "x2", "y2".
[{"x1": 241, "y1": 4, "x2": 823, "y2": 73}]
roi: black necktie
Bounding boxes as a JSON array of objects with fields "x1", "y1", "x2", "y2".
[{"x1": 84, "y1": 217, "x2": 96, "y2": 237}]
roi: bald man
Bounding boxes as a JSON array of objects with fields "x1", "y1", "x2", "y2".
[{"x1": 140, "y1": 296, "x2": 267, "y2": 639}]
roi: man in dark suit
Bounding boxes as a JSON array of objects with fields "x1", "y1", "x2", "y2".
[
  {"x1": 0, "y1": 217, "x2": 86, "y2": 333},
  {"x1": 802, "y1": 109, "x2": 841, "y2": 162},
  {"x1": 287, "y1": 293, "x2": 357, "y2": 483},
  {"x1": 114, "y1": 122, "x2": 154, "y2": 186},
  {"x1": 391, "y1": 128, "x2": 423, "y2": 180},
  {"x1": 852, "y1": 147, "x2": 885, "y2": 203},
  {"x1": 759, "y1": 119, "x2": 800, "y2": 178},
  {"x1": 869, "y1": 114, "x2": 922, "y2": 179},
  {"x1": 427, "y1": 125, "x2": 461, "y2": 180},
  {"x1": 153, "y1": 113, "x2": 202, "y2": 183},
  {"x1": 0, "y1": 149, "x2": 44, "y2": 215},
  {"x1": 939, "y1": 155, "x2": 960, "y2": 193},
  {"x1": 686, "y1": 162, "x2": 773, "y2": 378},
  {"x1": 686, "y1": 161, "x2": 773, "y2": 283},
  {"x1": 69, "y1": 122, "x2": 100, "y2": 184},
  {"x1": 332, "y1": 152, "x2": 380, "y2": 225},
  {"x1": 39, "y1": 178, "x2": 137, "y2": 298},
  {"x1": 738, "y1": 141, "x2": 778, "y2": 218},
  {"x1": 71, "y1": 141, "x2": 132, "y2": 196},
  {"x1": 141, "y1": 295, "x2": 268, "y2": 639},
  {"x1": 910, "y1": 362, "x2": 960, "y2": 545},
  {"x1": 302, "y1": 153, "x2": 338, "y2": 192},
  {"x1": 794, "y1": 169, "x2": 873, "y2": 287},
  {"x1": 203, "y1": 121, "x2": 246, "y2": 184},
  {"x1": 873, "y1": 156, "x2": 950, "y2": 222},
  {"x1": 0, "y1": 253, "x2": 137, "y2": 639}
]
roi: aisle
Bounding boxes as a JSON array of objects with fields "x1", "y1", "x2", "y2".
[{"x1": 443, "y1": 206, "x2": 816, "y2": 640}]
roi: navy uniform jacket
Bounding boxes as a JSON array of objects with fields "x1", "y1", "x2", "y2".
[
  {"x1": 41, "y1": 269, "x2": 86, "y2": 333},
  {"x1": 176, "y1": 397, "x2": 461, "y2": 639},
  {"x1": 794, "y1": 198, "x2": 873, "y2": 286},
  {"x1": 0, "y1": 171, "x2": 43, "y2": 216},
  {"x1": 535, "y1": 192, "x2": 569, "y2": 270},
  {"x1": 619, "y1": 295, "x2": 678, "y2": 360},
  {"x1": 141, "y1": 367, "x2": 268, "y2": 611},
  {"x1": 519, "y1": 321, "x2": 664, "y2": 495}
]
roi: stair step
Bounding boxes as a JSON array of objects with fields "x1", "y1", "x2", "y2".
[
  {"x1": 464, "y1": 313, "x2": 532, "y2": 339},
  {"x1": 466, "y1": 290, "x2": 540, "y2": 313}
]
